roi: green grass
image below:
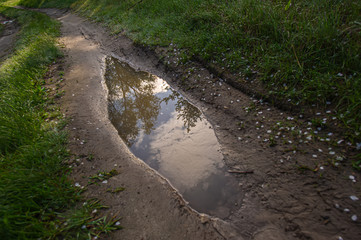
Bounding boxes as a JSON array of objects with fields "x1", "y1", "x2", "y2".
[
  {"x1": 17, "y1": 0, "x2": 361, "y2": 145},
  {"x1": 0, "y1": 5, "x2": 121, "y2": 239}
]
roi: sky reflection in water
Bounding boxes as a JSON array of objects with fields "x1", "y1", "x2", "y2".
[{"x1": 105, "y1": 57, "x2": 240, "y2": 218}]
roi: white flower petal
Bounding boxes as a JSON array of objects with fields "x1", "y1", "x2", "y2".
[{"x1": 350, "y1": 195, "x2": 359, "y2": 201}]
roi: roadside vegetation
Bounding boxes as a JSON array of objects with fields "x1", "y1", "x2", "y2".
[
  {"x1": 0, "y1": 4, "x2": 121, "y2": 239},
  {"x1": 17, "y1": 0, "x2": 361, "y2": 148}
]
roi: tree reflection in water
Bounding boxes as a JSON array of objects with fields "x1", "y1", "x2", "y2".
[
  {"x1": 105, "y1": 57, "x2": 160, "y2": 146},
  {"x1": 105, "y1": 56, "x2": 202, "y2": 146},
  {"x1": 162, "y1": 90, "x2": 202, "y2": 133}
]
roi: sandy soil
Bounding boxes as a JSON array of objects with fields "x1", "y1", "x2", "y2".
[{"x1": 41, "y1": 9, "x2": 361, "y2": 240}]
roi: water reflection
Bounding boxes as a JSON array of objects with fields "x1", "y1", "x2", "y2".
[
  {"x1": 106, "y1": 60, "x2": 159, "y2": 146},
  {"x1": 106, "y1": 57, "x2": 202, "y2": 145},
  {"x1": 105, "y1": 57, "x2": 241, "y2": 218},
  {"x1": 162, "y1": 90, "x2": 202, "y2": 133}
]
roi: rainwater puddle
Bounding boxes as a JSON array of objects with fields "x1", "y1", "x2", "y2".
[{"x1": 105, "y1": 56, "x2": 241, "y2": 218}]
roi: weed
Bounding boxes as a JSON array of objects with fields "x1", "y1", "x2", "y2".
[
  {"x1": 87, "y1": 153, "x2": 94, "y2": 161},
  {"x1": 268, "y1": 136, "x2": 277, "y2": 147},
  {"x1": 106, "y1": 187, "x2": 126, "y2": 194},
  {"x1": 89, "y1": 169, "x2": 119, "y2": 184}
]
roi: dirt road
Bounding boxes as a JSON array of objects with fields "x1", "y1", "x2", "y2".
[
  {"x1": 0, "y1": 15, "x2": 19, "y2": 61},
  {"x1": 42, "y1": 9, "x2": 360, "y2": 240}
]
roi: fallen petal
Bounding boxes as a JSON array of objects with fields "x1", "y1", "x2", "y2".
[{"x1": 350, "y1": 195, "x2": 359, "y2": 201}]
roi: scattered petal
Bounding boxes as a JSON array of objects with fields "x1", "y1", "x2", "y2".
[
  {"x1": 312, "y1": 154, "x2": 317, "y2": 158},
  {"x1": 336, "y1": 156, "x2": 343, "y2": 161},
  {"x1": 75, "y1": 183, "x2": 81, "y2": 187},
  {"x1": 329, "y1": 151, "x2": 335, "y2": 155},
  {"x1": 102, "y1": 180, "x2": 108, "y2": 184},
  {"x1": 350, "y1": 195, "x2": 359, "y2": 201},
  {"x1": 351, "y1": 215, "x2": 358, "y2": 221},
  {"x1": 115, "y1": 221, "x2": 121, "y2": 226}
]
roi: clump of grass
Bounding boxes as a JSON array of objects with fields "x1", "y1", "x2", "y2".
[{"x1": 0, "y1": 5, "x2": 121, "y2": 238}]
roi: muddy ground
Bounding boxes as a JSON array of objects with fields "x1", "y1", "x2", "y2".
[
  {"x1": 37, "y1": 9, "x2": 361, "y2": 240},
  {"x1": 0, "y1": 14, "x2": 19, "y2": 61}
]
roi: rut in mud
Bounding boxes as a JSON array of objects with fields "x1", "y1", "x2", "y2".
[
  {"x1": 42, "y1": 8, "x2": 361, "y2": 240},
  {"x1": 105, "y1": 56, "x2": 241, "y2": 218}
]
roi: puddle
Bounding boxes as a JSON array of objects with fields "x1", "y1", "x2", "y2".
[{"x1": 105, "y1": 56, "x2": 241, "y2": 218}]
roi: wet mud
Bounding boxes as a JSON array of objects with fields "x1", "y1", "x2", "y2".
[{"x1": 40, "y1": 8, "x2": 361, "y2": 240}]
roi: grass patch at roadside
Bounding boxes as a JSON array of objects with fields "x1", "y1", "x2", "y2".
[
  {"x1": 17, "y1": 0, "x2": 361, "y2": 146},
  {"x1": 0, "y1": 5, "x2": 121, "y2": 239}
]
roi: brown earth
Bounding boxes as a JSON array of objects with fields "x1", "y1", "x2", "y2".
[
  {"x1": 0, "y1": 14, "x2": 19, "y2": 61},
  {"x1": 40, "y1": 9, "x2": 360, "y2": 240}
]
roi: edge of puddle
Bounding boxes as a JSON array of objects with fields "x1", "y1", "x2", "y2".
[{"x1": 101, "y1": 54, "x2": 244, "y2": 239}]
